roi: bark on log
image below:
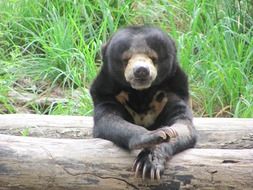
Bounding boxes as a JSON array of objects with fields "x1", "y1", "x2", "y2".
[
  {"x1": 0, "y1": 134, "x2": 253, "y2": 190},
  {"x1": 0, "y1": 114, "x2": 253, "y2": 148},
  {"x1": 0, "y1": 114, "x2": 93, "y2": 139}
]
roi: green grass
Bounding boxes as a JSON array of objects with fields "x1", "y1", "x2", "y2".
[{"x1": 0, "y1": 0, "x2": 252, "y2": 117}]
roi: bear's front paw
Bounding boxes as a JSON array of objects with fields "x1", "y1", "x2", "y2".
[
  {"x1": 132, "y1": 148, "x2": 168, "y2": 180},
  {"x1": 129, "y1": 127, "x2": 177, "y2": 149}
]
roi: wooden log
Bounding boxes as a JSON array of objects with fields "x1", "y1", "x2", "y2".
[
  {"x1": 0, "y1": 134, "x2": 253, "y2": 190},
  {"x1": 0, "y1": 114, "x2": 93, "y2": 139},
  {"x1": 0, "y1": 114, "x2": 253, "y2": 148},
  {"x1": 8, "y1": 90, "x2": 69, "y2": 106}
]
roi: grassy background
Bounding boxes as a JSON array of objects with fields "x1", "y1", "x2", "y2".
[{"x1": 0, "y1": 0, "x2": 252, "y2": 117}]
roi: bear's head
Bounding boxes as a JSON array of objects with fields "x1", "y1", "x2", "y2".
[{"x1": 102, "y1": 26, "x2": 178, "y2": 90}]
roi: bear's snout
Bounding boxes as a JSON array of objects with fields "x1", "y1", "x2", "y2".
[
  {"x1": 124, "y1": 54, "x2": 157, "y2": 90},
  {"x1": 133, "y1": 66, "x2": 150, "y2": 79}
]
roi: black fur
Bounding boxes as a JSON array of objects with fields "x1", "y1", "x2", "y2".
[{"x1": 90, "y1": 26, "x2": 197, "y2": 180}]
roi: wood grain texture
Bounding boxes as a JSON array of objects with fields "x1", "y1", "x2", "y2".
[
  {"x1": 0, "y1": 134, "x2": 253, "y2": 190},
  {"x1": 0, "y1": 114, "x2": 253, "y2": 148}
]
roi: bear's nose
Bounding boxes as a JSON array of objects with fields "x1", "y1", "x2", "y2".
[{"x1": 133, "y1": 66, "x2": 150, "y2": 79}]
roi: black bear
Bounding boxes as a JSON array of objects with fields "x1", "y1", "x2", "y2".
[{"x1": 90, "y1": 26, "x2": 197, "y2": 180}]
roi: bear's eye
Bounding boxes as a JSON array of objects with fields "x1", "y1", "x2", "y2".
[
  {"x1": 150, "y1": 55, "x2": 158, "y2": 63},
  {"x1": 121, "y1": 53, "x2": 131, "y2": 65},
  {"x1": 121, "y1": 57, "x2": 129, "y2": 66}
]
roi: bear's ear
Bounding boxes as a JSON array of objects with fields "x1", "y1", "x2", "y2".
[
  {"x1": 167, "y1": 37, "x2": 179, "y2": 75},
  {"x1": 168, "y1": 36, "x2": 178, "y2": 64},
  {"x1": 101, "y1": 42, "x2": 108, "y2": 59},
  {"x1": 168, "y1": 36, "x2": 177, "y2": 55},
  {"x1": 101, "y1": 38, "x2": 111, "y2": 63},
  {"x1": 172, "y1": 40, "x2": 177, "y2": 54}
]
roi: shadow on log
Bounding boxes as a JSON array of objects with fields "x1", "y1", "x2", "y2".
[{"x1": 0, "y1": 135, "x2": 253, "y2": 189}]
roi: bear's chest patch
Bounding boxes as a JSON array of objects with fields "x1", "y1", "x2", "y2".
[{"x1": 115, "y1": 91, "x2": 168, "y2": 127}]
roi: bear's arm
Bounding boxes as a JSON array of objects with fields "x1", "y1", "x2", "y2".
[
  {"x1": 148, "y1": 67, "x2": 197, "y2": 156},
  {"x1": 90, "y1": 71, "x2": 165, "y2": 150},
  {"x1": 158, "y1": 98, "x2": 197, "y2": 155},
  {"x1": 92, "y1": 100, "x2": 147, "y2": 149}
]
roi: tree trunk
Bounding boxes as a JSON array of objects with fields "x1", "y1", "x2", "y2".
[
  {"x1": 0, "y1": 114, "x2": 253, "y2": 148},
  {"x1": 0, "y1": 134, "x2": 253, "y2": 190}
]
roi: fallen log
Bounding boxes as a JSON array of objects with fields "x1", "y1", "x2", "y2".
[
  {"x1": 0, "y1": 114, "x2": 93, "y2": 139},
  {"x1": 0, "y1": 134, "x2": 253, "y2": 190},
  {"x1": 0, "y1": 114, "x2": 253, "y2": 148},
  {"x1": 8, "y1": 90, "x2": 69, "y2": 106}
]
